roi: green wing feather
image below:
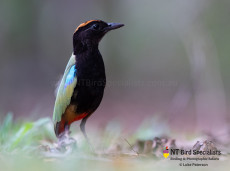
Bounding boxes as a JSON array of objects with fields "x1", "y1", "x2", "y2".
[{"x1": 53, "y1": 54, "x2": 77, "y2": 123}]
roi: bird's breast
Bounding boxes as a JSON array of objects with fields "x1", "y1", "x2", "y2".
[{"x1": 71, "y1": 53, "x2": 106, "y2": 115}]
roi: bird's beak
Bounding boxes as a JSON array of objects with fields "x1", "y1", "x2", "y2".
[{"x1": 104, "y1": 23, "x2": 124, "y2": 32}]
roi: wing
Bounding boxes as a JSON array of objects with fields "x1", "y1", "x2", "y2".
[{"x1": 53, "y1": 54, "x2": 77, "y2": 124}]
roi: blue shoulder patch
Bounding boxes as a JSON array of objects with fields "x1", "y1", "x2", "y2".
[{"x1": 64, "y1": 65, "x2": 76, "y2": 88}]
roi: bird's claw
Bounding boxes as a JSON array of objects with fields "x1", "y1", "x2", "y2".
[{"x1": 57, "y1": 130, "x2": 77, "y2": 153}]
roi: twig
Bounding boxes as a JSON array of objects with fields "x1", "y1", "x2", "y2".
[{"x1": 121, "y1": 137, "x2": 139, "y2": 156}]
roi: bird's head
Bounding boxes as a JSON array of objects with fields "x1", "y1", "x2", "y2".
[{"x1": 73, "y1": 20, "x2": 124, "y2": 54}]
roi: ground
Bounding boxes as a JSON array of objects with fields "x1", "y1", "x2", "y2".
[{"x1": 0, "y1": 113, "x2": 229, "y2": 171}]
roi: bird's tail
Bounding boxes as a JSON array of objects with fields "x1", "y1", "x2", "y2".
[{"x1": 54, "y1": 120, "x2": 67, "y2": 137}]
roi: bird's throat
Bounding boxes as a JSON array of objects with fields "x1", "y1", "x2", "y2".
[{"x1": 73, "y1": 39, "x2": 99, "y2": 55}]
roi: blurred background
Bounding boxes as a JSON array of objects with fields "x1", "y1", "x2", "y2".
[{"x1": 0, "y1": 0, "x2": 229, "y2": 136}]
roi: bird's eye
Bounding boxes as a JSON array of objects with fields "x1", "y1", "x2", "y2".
[{"x1": 92, "y1": 24, "x2": 99, "y2": 30}]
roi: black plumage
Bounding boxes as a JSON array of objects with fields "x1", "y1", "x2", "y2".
[{"x1": 53, "y1": 20, "x2": 124, "y2": 142}]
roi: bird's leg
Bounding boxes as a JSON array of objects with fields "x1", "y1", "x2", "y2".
[
  {"x1": 64, "y1": 124, "x2": 70, "y2": 135},
  {"x1": 57, "y1": 124, "x2": 70, "y2": 140},
  {"x1": 57, "y1": 124, "x2": 77, "y2": 152},
  {"x1": 80, "y1": 116, "x2": 95, "y2": 153}
]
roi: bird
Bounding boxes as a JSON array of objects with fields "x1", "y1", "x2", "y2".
[{"x1": 53, "y1": 20, "x2": 124, "y2": 144}]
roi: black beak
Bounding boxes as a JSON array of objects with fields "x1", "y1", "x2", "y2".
[{"x1": 105, "y1": 23, "x2": 124, "y2": 32}]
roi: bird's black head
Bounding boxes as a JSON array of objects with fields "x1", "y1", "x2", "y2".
[{"x1": 73, "y1": 20, "x2": 124, "y2": 54}]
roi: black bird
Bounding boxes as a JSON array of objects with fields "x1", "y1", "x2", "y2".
[{"x1": 53, "y1": 20, "x2": 124, "y2": 142}]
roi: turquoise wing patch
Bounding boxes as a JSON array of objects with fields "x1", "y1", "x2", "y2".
[
  {"x1": 65, "y1": 65, "x2": 76, "y2": 88},
  {"x1": 53, "y1": 55, "x2": 77, "y2": 123}
]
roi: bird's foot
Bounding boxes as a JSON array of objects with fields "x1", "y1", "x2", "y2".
[
  {"x1": 57, "y1": 130, "x2": 77, "y2": 153},
  {"x1": 86, "y1": 140, "x2": 96, "y2": 154}
]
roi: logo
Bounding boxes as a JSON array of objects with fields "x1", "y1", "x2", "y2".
[{"x1": 163, "y1": 146, "x2": 169, "y2": 158}]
